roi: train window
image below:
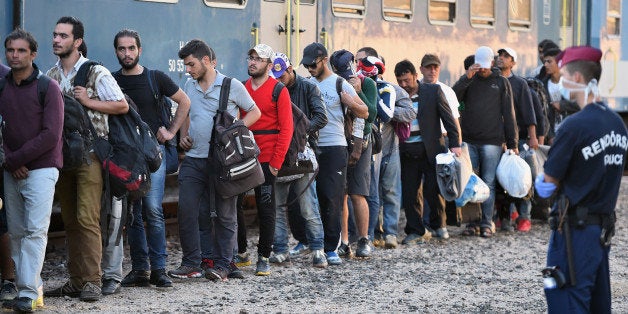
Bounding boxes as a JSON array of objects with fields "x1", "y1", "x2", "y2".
[
  {"x1": 203, "y1": 0, "x2": 247, "y2": 8},
  {"x1": 607, "y1": 0, "x2": 621, "y2": 36},
  {"x1": 137, "y1": 0, "x2": 177, "y2": 3},
  {"x1": 383, "y1": 0, "x2": 413, "y2": 22},
  {"x1": 470, "y1": 0, "x2": 495, "y2": 28},
  {"x1": 332, "y1": 0, "x2": 366, "y2": 18},
  {"x1": 263, "y1": 0, "x2": 315, "y2": 3},
  {"x1": 508, "y1": 0, "x2": 532, "y2": 31},
  {"x1": 428, "y1": 0, "x2": 456, "y2": 25}
]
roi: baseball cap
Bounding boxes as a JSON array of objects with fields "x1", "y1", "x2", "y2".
[
  {"x1": 271, "y1": 52, "x2": 290, "y2": 78},
  {"x1": 301, "y1": 42, "x2": 327, "y2": 66},
  {"x1": 497, "y1": 47, "x2": 517, "y2": 62},
  {"x1": 248, "y1": 44, "x2": 275, "y2": 61},
  {"x1": 329, "y1": 49, "x2": 355, "y2": 80},
  {"x1": 421, "y1": 54, "x2": 441, "y2": 67},
  {"x1": 556, "y1": 46, "x2": 602, "y2": 68},
  {"x1": 474, "y1": 46, "x2": 494, "y2": 69}
]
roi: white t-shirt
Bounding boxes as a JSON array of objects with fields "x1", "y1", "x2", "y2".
[{"x1": 309, "y1": 73, "x2": 357, "y2": 147}]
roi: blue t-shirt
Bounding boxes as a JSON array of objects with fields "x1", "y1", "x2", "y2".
[{"x1": 544, "y1": 102, "x2": 628, "y2": 215}]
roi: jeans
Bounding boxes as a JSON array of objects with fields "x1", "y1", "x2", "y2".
[
  {"x1": 128, "y1": 146, "x2": 168, "y2": 271},
  {"x1": 286, "y1": 179, "x2": 319, "y2": 245},
  {"x1": 467, "y1": 143, "x2": 503, "y2": 228},
  {"x1": 56, "y1": 153, "x2": 103, "y2": 287},
  {"x1": 274, "y1": 172, "x2": 324, "y2": 253},
  {"x1": 367, "y1": 148, "x2": 402, "y2": 239},
  {"x1": 4, "y1": 168, "x2": 58, "y2": 299},
  {"x1": 316, "y1": 146, "x2": 348, "y2": 252},
  {"x1": 101, "y1": 197, "x2": 124, "y2": 282},
  {"x1": 177, "y1": 157, "x2": 214, "y2": 267}
]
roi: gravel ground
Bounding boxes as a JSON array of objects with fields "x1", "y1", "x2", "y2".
[{"x1": 39, "y1": 177, "x2": 628, "y2": 313}]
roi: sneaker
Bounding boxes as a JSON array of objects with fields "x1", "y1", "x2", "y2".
[
  {"x1": 434, "y1": 228, "x2": 450, "y2": 240},
  {"x1": 402, "y1": 230, "x2": 432, "y2": 245},
  {"x1": 0, "y1": 280, "x2": 17, "y2": 301},
  {"x1": 200, "y1": 258, "x2": 214, "y2": 273},
  {"x1": 167, "y1": 265, "x2": 203, "y2": 279},
  {"x1": 5, "y1": 297, "x2": 35, "y2": 313},
  {"x1": 516, "y1": 218, "x2": 532, "y2": 232},
  {"x1": 255, "y1": 256, "x2": 271, "y2": 276},
  {"x1": 44, "y1": 281, "x2": 81, "y2": 298},
  {"x1": 325, "y1": 251, "x2": 342, "y2": 266},
  {"x1": 150, "y1": 269, "x2": 173, "y2": 288},
  {"x1": 269, "y1": 252, "x2": 291, "y2": 265},
  {"x1": 312, "y1": 250, "x2": 328, "y2": 268},
  {"x1": 355, "y1": 237, "x2": 372, "y2": 258},
  {"x1": 36, "y1": 286, "x2": 43, "y2": 308},
  {"x1": 205, "y1": 266, "x2": 229, "y2": 282},
  {"x1": 500, "y1": 218, "x2": 514, "y2": 232},
  {"x1": 384, "y1": 235, "x2": 398, "y2": 249},
  {"x1": 79, "y1": 282, "x2": 101, "y2": 302},
  {"x1": 373, "y1": 234, "x2": 385, "y2": 248},
  {"x1": 511, "y1": 210, "x2": 519, "y2": 221},
  {"x1": 227, "y1": 262, "x2": 245, "y2": 279},
  {"x1": 101, "y1": 279, "x2": 121, "y2": 296},
  {"x1": 121, "y1": 270, "x2": 150, "y2": 287},
  {"x1": 289, "y1": 242, "x2": 310, "y2": 257},
  {"x1": 337, "y1": 242, "x2": 353, "y2": 258},
  {"x1": 233, "y1": 252, "x2": 252, "y2": 267}
]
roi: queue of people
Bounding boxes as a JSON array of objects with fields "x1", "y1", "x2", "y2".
[{"x1": 0, "y1": 17, "x2": 625, "y2": 314}]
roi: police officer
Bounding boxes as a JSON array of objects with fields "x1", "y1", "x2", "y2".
[{"x1": 535, "y1": 46, "x2": 628, "y2": 313}]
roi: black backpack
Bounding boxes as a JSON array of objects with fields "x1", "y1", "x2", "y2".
[
  {"x1": 525, "y1": 77, "x2": 551, "y2": 137},
  {"x1": 209, "y1": 77, "x2": 264, "y2": 198},
  {"x1": 261, "y1": 81, "x2": 314, "y2": 177}
]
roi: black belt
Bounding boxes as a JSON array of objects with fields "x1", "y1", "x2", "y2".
[
  {"x1": 568, "y1": 213, "x2": 604, "y2": 226},
  {"x1": 252, "y1": 130, "x2": 279, "y2": 135}
]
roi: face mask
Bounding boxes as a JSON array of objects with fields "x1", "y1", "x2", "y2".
[{"x1": 558, "y1": 77, "x2": 600, "y2": 104}]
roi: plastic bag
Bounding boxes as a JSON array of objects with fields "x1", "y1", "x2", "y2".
[
  {"x1": 436, "y1": 142, "x2": 473, "y2": 201},
  {"x1": 455, "y1": 173, "x2": 490, "y2": 207},
  {"x1": 496, "y1": 150, "x2": 532, "y2": 198}
]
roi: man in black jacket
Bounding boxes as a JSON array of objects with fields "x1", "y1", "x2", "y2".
[
  {"x1": 394, "y1": 60, "x2": 461, "y2": 245},
  {"x1": 270, "y1": 52, "x2": 329, "y2": 267}
]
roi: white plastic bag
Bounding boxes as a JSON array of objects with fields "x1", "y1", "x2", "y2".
[
  {"x1": 455, "y1": 173, "x2": 490, "y2": 207},
  {"x1": 496, "y1": 150, "x2": 532, "y2": 198},
  {"x1": 436, "y1": 142, "x2": 473, "y2": 201}
]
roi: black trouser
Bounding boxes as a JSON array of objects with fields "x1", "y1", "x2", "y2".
[
  {"x1": 253, "y1": 163, "x2": 277, "y2": 258},
  {"x1": 316, "y1": 146, "x2": 348, "y2": 252},
  {"x1": 400, "y1": 142, "x2": 446, "y2": 235},
  {"x1": 236, "y1": 194, "x2": 247, "y2": 254},
  {"x1": 288, "y1": 187, "x2": 308, "y2": 244}
]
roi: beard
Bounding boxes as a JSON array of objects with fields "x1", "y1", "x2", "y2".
[
  {"x1": 248, "y1": 66, "x2": 267, "y2": 79},
  {"x1": 117, "y1": 55, "x2": 140, "y2": 70},
  {"x1": 54, "y1": 45, "x2": 73, "y2": 59}
]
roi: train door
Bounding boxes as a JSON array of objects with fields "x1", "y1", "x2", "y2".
[
  {"x1": 259, "y1": 0, "x2": 318, "y2": 69},
  {"x1": 559, "y1": 0, "x2": 575, "y2": 47}
]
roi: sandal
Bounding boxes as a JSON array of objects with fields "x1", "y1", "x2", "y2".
[
  {"x1": 480, "y1": 227, "x2": 493, "y2": 238},
  {"x1": 461, "y1": 224, "x2": 478, "y2": 236}
]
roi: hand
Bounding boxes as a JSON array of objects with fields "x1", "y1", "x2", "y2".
[
  {"x1": 511, "y1": 147, "x2": 519, "y2": 155},
  {"x1": 528, "y1": 136, "x2": 539, "y2": 150},
  {"x1": 348, "y1": 76, "x2": 362, "y2": 93},
  {"x1": 73, "y1": 86, "x2": 89, "y2": 104},
  {"x1": 156, "y1": 127, "x2": 175, "y2": 144},
  {"x1": 538, "y1": 136, "x2": 545, "y2": 146},
  {"x1": 551, "y1": 101, "x2": 560, "y2": 111},
  {"x1": 466, "y1": 64, "x2": 480, "y2": 79},
  {"x1": 269, "y1": 166, "x2": 279, "y2": 177},
  {"x1": 348, "y1": 136, "x2": 363, "y2": 167},
  {"x1": 179, "y1": 135, "x2": 193, "y2": 151},
  {"x1": 12, "y1": 166, "x2": 29, "y2": 180},
  {"x1": 450, "y1": 147, "x2": 462, "y2": 157}
]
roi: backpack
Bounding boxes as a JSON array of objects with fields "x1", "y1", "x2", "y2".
[
  {"x1": 264, "y1": 81, "x2": 314, "y2": 177},
  {"x1": 525, "y1": 77, "x2": 551, "y2": 137},
  {"x1": 209, "y1": 77, "x2": 264, "y2": 199},
  {"x1": 146, "y1": 69, "x2": 179, "y2": 174}
]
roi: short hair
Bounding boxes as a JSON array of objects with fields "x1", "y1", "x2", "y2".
[
  {"x1": 357, "y1": 46, "x2": 378, "y2": 58},
  {"x1": 394, "y1": 59, "x2": 416, "y2": 77},
  {"x1": 4, "y1": 28, "x2": 38, "y2": 53},
  {"x1": 56, "y1": 16, "x2": 84, "y2": 40},
  {"x1": 538, "y1": 39, "x2": 557, "y2": 49},
  {"x1": 563, "y1": 60, "x2": 602, "y2": 82},
  {"x1": 541, "y1": 41, "x2": 559, "y2": 53},
  {"x1": 543, "y1": 48, "x2": 561, "y2": 58},
  {"x1": 178, "y1": 39, "x2": 215, "y2": 61},
  {"x1": 463, "y1": 54, "x2": 475, "y2": 70},
  {"x1": 114, "y1": 29, "x2": 141, "y2": 49}
]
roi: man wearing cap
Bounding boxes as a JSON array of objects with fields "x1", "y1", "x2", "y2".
[
  {"x1": 270, "y1": 52, "x2": 328, "y2": 268},
  {"x1": 301, "y1": 42, "x2": 368, "y2": 265},
  {"x1": 240, "y1": 44, "x2": 293, "y2": 276},
  {"x1": 329, "y1": 49, "x2": 378, "y2": 259},
  {"x1": 535, "y1": 46, "x2": 627, "y2": 314},
  {"x1": 355, "y1": 47, "x2": 415, "y2": 250},
  {"x1": 496, "y1": 47, "x2": 541, "y2": 233},
  {"x1": 419, "y1": 53, "x2": 462, "y2": 239},
  {"x1": 394, "y1": 59, "x2": 461, "y2": 245},
  {"x1": 452, "y1": 46, "x2": 518, "y2": 238}
]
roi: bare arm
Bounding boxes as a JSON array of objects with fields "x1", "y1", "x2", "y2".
[{"x1": 341, "y1": 92, "x2": 368, "y2": 119}]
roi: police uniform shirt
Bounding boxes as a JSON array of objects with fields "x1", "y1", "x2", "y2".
[{"x1": 544, "y1": 101, "x2": 628, "y2": 215}]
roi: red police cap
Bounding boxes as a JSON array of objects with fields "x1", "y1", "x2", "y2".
[{"x1": 557, "y1": 46, "x2": 602, "y2": 68}]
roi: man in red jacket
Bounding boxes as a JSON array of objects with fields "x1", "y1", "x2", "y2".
[{"x1": 241, "y1": 44, "x2": 293, "y2": 276}]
